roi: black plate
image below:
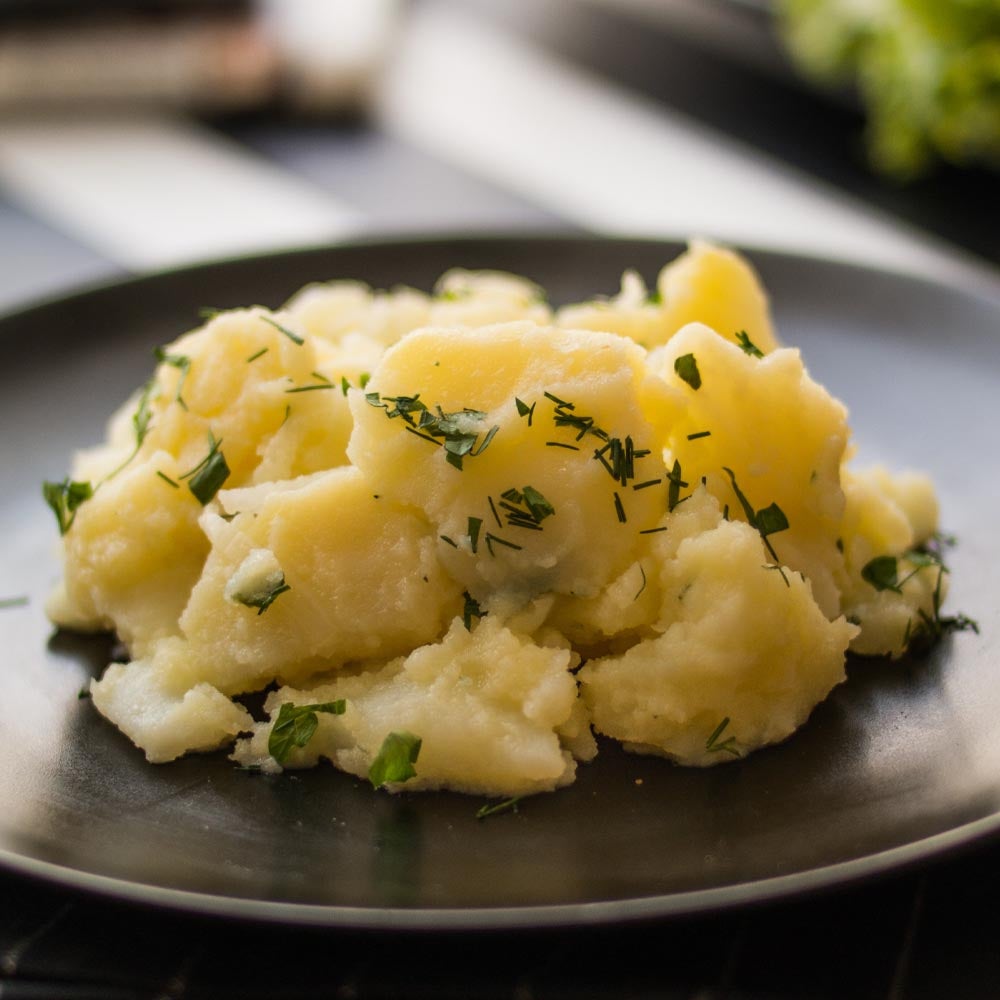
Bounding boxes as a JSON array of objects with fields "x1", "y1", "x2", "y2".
[{"x1": 1, "y1": 235, "x2": 998, "y2": 928}]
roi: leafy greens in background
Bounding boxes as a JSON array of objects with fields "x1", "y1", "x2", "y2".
[{"x1": 777, "y1": 0, "x2": 1000, "y2": 179}]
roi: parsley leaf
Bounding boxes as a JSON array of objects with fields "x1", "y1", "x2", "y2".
[
  {"x1": 735, "y1": 330, "x2": 764, "y2": 358},
  {"x1": 462, "y1": 591, "x2": 486, "y2": 631},
  {"x1": 233, "y1": 573, "x2": 291, "y2": 615},
  {"x1": 476, "y1": 796, "x2": 523, "y2": 820},
  {"x1": 154, "y1": 347, "x2": 192, "y2": 410},
  {"x1": 674, "y1": 354, "x2": 702, "y2": 390},
  {"x1": 722, "y1": 467, "x2": 790, "y2": 582},
  {"x1": 268, "y1": 700, "x2": 346, "y2": 764},
  {"x1": 369, "y1": 731, "x2": 422, "y2": 789},
  {"x1": 179, "y1": 433, "x2": 230, "y2": 505},
  {"x1": 367, "y1": 394, "x2": 499, "y2": 471},
  {"x1": 43, "y1": 478, "x2": 93, "y2": 535},
  {"x1": 862, "y1": 554, "x2": 901, "y2": 593}
]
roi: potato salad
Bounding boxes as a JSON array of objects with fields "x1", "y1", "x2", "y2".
[{"x1": 43, "y1": 242, "x2": 963, "y2": 798}]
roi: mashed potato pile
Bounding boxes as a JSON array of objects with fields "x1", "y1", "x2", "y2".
[{"x1": 44, "y1": 241, "x2": 958, "y2": 798}]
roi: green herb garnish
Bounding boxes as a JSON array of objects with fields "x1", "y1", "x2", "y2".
[
  {"x1": 0, "y1": 596, "x2": 29, "y2": 610},
  {"x1": 735, "y1": 330, "x2": 764, "y2": 358},
  {"x1": 462, "y1": 591, "x2": 486, "y2": 631},
  {"x1": 861, "y1": 554, "x2": 902, "y2": 593},
  {"x1": 156, "y1": 471, "x2": 179, "y2": 488},
  {"x1": 262, "y1": 316, "x2": 304, "y2": 345},
  {"x1": 706, "y1": 717, "x2": 740, "y2": 757},
  {"x1": 369, "y1": 731, "x2": 422, "y2": 789},
  {"x1": 476, "y1": 796, "x2": 523, "y2": 820},
  {"x1": 153, "y1": 347, "x2": 192, "y2": 410},
  {"x1": 634, "y1": 564, "x2": 647, "y2": 601},
  {"x1": 42, "y1": 478, "x2": 93, "y2": 535},
  {"x1": 268, "y1": 700, "x2": 346, "y2": 765},
  {"x1": 367, "y1": 393, "x2": 499, "y2": 471},
  {"x1": 614, "y1": 491, "x2": 627, "y2": 523},
  {"x1": 515, "y1": 397, "x2": 535, "y2": 425},
  {"x1": 674, "y1": 354, "x2": 702, "y2": 390},
  {"x1": 666, "y1": 460, "x2": 688, "y2": 512},
  {"x1": 498, "y1": 485, "x2": 555, "y2": 532},
  {"x1": 468, "y1": 516, "x2": 483, "y2": 554},
  {"x1": 485, "y1": 533, "x2": 522, "y2": 556},
  {"x1": 232, "y1": 573, "x2": 291, "y2": 615},
  {"x1": 246, "y1": 347, "x2": 269, "y2": 363},
  {"x1": 180, "y1": 433, "x2": 230, "y2": 505},
  {"x1": 722, "y1": 467, "x2": 790, "y2": 578}
]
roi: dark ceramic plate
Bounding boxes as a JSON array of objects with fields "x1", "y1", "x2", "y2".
[{"x1": 1, "y1": 236, "x2": 998, "y2": 929}]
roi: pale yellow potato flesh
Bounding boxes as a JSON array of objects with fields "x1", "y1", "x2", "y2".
[{"x1": 46, "y1": 242, "x2": 956, "y2": 793}]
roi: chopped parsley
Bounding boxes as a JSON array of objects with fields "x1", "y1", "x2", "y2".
[
  {"x1": 467, "y1": 516, "x2": 483, "y2": 553},
  {"x1": 498, "y1": 485, "x2": 555, "y2": 531},
  {"x1": 735, "y1": 330, "x2": 764, "y2": 358},
  {"x1": 861, "y1": 554, "x2": 903, "y2": 593},
  {"x1": 634, "y1": 564, "x2": 647, "y2": 601},
  {"x1": 545, "y1": 391, "x2": 609, "y2": 444},
  {"x1": 369, "y1": 731, "x2": 422, "y2": 789},
  {"x1": 261, "y1": 316, "x2": 305, "y2": 345},
  {"x1": 42, "y1": 478, "x2": 93, "y2": 535},
  {"x1": 614, "y1": 491, "x2": 627, "y2": 523},
  {"x1": 674, "y1": 354, "x2": 702, "y2": 390},
  {"x1": 485, "y1": 532, "x2": 522, "y2": 556},
  {"x1": 462, "y1": 591, "x2": 486, "y2": 631},
  {"x1": 232, "y1": 573, "x2": 291, "y2": 615},
  {"x1": 666, "y1": 460, "x2": 688, "y2": 512},
  {"x1": 863, "y1": 534, "x2": 978, "y2": 653},
  {"x1": 179, "y1": 433, "x2": 230, "y2": 505},
  {"x1": 153, "y1": 347, "x2": 192, "y2": 410},
  {"x1": 722, "y1": 467, "x2": 790, "y2": 579},
  {"x1": 366, "y1": 392, "x2": 499, "y2": 471},
  {"x1": 285, "y1": 381, "x2": 335, "y2": 393},
  {"x1": 268, "y1": 700, "x2": 346, "y2": 765},
  {"x1": 476, "y1": 796, "x2": 523, "y2": 820},
  {"x1": 705, "y1": 717, "x2": 740, "y2": 757}
]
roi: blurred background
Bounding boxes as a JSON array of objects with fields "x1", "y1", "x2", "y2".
[
  {"x1": 0, "y1": 0, "x2": 996, "y2": 312},
  {"x1": 1, "y1": 2, "x2": 999, "y2": 997}
]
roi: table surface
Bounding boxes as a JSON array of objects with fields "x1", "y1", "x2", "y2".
[{"x1": 1, "y1": 2, "x2": 998, "y2": 997}]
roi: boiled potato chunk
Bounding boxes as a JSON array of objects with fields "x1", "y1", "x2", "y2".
[
  {"x1": 556, "y1": 270, "x2": 666, "y2": 346},
  {"x1": 233, "y1": 616, "x2": 584, "y2": 796},
  {"x1": 654, "y1": 323, "x2": 849, "y2": 618},
  {"x1": 178, "y1": 466, "x2": 463, "y2": 694},
  {"x1": 655, "y1": 239, "x2": 780, "y2": 354},
  {"x1": 348, "y1": 322, "x2": 679, "y2": 601},
  {"x1": 91, "y1": 639, "x2": 252, "y2": 763},
  {"x1": 839, "y1": 466, "x2": 944, "y2": 657},
  {"x1": 580, "y1": 503, "x2": 857, "y2": 765},
  {"x1": 46, "y1": 449, "x2": 207, "y2": 655}
]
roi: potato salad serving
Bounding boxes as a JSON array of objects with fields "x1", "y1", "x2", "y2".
[{"x1": 43, "y1": 241, "x2": 973, "y2": 799}]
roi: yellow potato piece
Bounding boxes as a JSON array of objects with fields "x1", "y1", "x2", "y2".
[
  {"x1": 177, "y1": 466, "x2": 463, "y2": 694},
  {"x1": 233, "y1": 616, "x2": 583, "y2": 796},
  {"x1": 348, "y1": 321, "x2": 679, "y2": 601},
  {"x1": 654, "y1": 323, "x2": 849, "y2": 617},
  {"x1": 655, "y1": 239, "x2": 780, "y2": 353},
  {"x1": 581, "y1": 507, "x2": 856, "y2": 765}
]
